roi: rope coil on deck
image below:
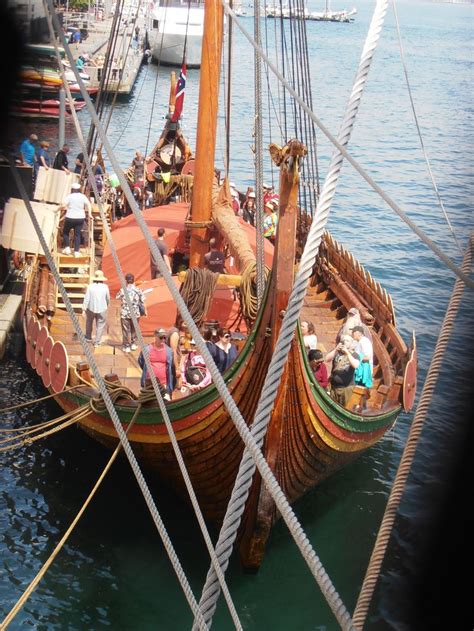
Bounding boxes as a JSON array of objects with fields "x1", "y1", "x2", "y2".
[
  {"x1": 180, "y1": 268, "x2": 219, "y2": 327},
  {"x1": 239, "y1": 262, "x2": 270, "y2": 322}
]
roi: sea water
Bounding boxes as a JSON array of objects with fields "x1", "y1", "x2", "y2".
[{"x1": 1, "y1": 1, "x2": 473, "y2": 628}]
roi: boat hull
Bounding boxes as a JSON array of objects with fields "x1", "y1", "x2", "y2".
[{"x1": 149, "y1": 6, "x2": 204, "y2": 68}]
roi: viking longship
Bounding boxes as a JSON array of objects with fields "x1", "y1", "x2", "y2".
[{"x1": 18, "y1": 0, "x2": 417, "y2": 570}]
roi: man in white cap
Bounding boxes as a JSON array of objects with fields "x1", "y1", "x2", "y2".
[
  {"x1": 229, "y1": 182, "x2": 241, "y2": 215},
  {"x1": 82, "y1": 270, "x2": 110, "y2": 347},
  {"x1": 60, "y1": 182, "x2": 93, "y2": 257},
  {"x1": 242, "y1": 190, "x2": 256, "y2": 225},
  {"x1": 263, "y1": 182, "x2": 274, "y2": 206}
]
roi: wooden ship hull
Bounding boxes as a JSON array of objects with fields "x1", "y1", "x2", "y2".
[
  {"x1": 16, "y1": 0, "x2": 417, "y2": 570},
  {"x1": 22, "y1": 215, "x2": 415, "y2": 567}
]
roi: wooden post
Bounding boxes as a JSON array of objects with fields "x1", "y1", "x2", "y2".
[
  {"x1": 189, "y1": 0, "x2": 224, "y2": 268},
  {"x1": 270, "y1": 140, "x2": 306, "y2": 346}
]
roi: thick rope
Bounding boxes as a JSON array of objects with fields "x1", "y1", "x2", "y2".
[
  {"x1": 352, "y1": 234, "x2": 473, "y2": 629},
  {"x1": 44, "y1": 10, "x2": 240, "y2": 627},
  {"x1": 53, "y1": 11, "x2": 355, "y2": 631},
  {"x1": 0, "y1": 384, "x2": 85, "y2": 413},
  {"x1": 0, "y1": 406, "x2": 142, "y2": 630},
  {"x1": 239, "y1": 263, "x2": 269, "y2": 322},
  {"x1": 253, "y1": 0, "x2": 266, "y2": 306},
  {"x1": 0, "y1": 405, "x2": 89, "y2": 444},
  {"x1": 391, "y1": 0, "x2": 463, "y2": 256},
  {"x1": 180, "y1": 268, "x2": 219, "y2": 327},
  {"x1": 194, "y1": 3, "x2": 390, "y2": 629},
  {"x1": 222, "y1": 1, "x2": 474, "y2": 290},
  {"x1": 0, "y1": 415, "x2": 86, "y2": 453}
]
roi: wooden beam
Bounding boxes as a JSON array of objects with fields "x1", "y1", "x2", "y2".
[{"x1": 177, "y1": 271, "x2": 241, "y2": 286}]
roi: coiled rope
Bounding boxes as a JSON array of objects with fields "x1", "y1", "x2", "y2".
[
  {"x1": 239, "y1": 262, "x2": 269, "y2": 322},
  {"x1": 194, "y1": 2, "x2": 391, "y2": 629},
  {"x1": 180, "y1": 268, "x2": 219, "y2": 327},
  {"x1": 352, "y1": 234, "x2": 473, "y2": 629}
]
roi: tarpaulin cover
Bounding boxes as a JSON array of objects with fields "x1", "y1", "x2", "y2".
[{"x1": 101, "y1": 203, "x2": 274, "y2": 335}]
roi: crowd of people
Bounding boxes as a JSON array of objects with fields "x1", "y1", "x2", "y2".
[
  {"x1": 81, "y1": 263, "x2": 239, "y2": 399},
  {"x1": 17, "y1": 137, "x2": 372, "y2": 408},
  {"x1": 17, "y1": 134, "x2": 283, "y2": 249},
  {"x1": 302, "y1": 307, "x2": 375, "y2": 409}
]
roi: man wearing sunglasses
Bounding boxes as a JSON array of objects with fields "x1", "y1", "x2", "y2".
[{"x1": 138, "y1": 328, "x2": 176, "y2": 396}]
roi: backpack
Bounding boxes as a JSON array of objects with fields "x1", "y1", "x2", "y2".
[{"x1": 185, "y1": 364, "x2": 206, "y2": 385}]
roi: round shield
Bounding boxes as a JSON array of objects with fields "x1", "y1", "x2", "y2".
[
  {"x1": 41, "y1": 336, "x2": 54, "y2": 388},
  {"x1": 29, "y1": 320, "x2": 41, "y2": 369},
  {"x1": 159, "y1": 143, "x2": 182, "y2": 165},
  {"x1": 181, "y1": 159, "x2": 195, "y2": 176},
  {"x1": 35, "y1": 326, "x2": 49, "y2": 377},
  {"x1": 402, "y1": 336, "x2": 417, "y2": 412},
  {"x1": 49, "y1": 340, "x2": 69, "y2": 393}
]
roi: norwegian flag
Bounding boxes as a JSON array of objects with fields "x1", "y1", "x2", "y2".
[{"x1": 171, "y1": 63, "x2": 187, "y2": 123}]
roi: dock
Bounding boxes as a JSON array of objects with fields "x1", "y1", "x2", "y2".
[
  {"x1": 66, "y1": 10, "x2": 148, "y2": 96},
  {"x1": 0, "y1": 294, "x2": 22, "y2": 360}
]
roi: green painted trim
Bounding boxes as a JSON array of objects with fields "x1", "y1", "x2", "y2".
[
  {"x1": 298, "y1": 327, "x2": 400, "y2": 433},
  {"x1": 66, "y1": 279, "x2": 271, "y2": 425}
]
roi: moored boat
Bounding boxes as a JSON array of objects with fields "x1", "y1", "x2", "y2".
[
  {"x1": 148, "y1": 0, "x2": 204, "y2": 68},
  {"x1": 11, "y1": 0, "x2": 416, "y2": 573}
]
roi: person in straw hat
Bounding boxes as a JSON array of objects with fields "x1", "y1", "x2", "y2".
[
  {"x1": 82, "y1": 270, "x2": 110, "y2": 347},
  {"x1": 263, "y1": 199, "x2": 278, "y2": 242}
]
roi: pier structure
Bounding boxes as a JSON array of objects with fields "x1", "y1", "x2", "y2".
[{"x1": 67, "y1": 10, "x2": 148, "y2": 96}]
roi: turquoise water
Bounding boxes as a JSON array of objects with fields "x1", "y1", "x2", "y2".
[{"x1": 1, "y1": 1, "x2": 473, "y2": 628}]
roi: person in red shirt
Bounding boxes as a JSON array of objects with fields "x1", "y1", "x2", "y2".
[
  {"x1": 138, "y1": 328, "x2": 176, "y2": 396},
  {"x1": 308, "y1": 349, "x2": 329, "y2": 389}
]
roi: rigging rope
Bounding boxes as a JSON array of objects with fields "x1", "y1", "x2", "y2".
[
  {"x1": 391, "y1": 0, "x2": 463, "y2": 256},
  {"x1": 224, "y1": 1, "x2": 474, "y2": 290},
  {"x1": 87, "y1": 0, "x2": 125, "y2": 158},
  {"x1": 253, "y1": 0, "x2": 265, "y2": 305},
  {"x1": 0, "y1": 405, "x2": 142, "y2": 630},
  {"x1": 53, "y1": 11, "x2": 354, "y2": 631},
  {"x1": 0, "y1": 384, "x2": 85, "y2": 413},
  {"x1": 45, "y1": 14, "x2": 241, "y2": 626},
  {"x1": 352, "y1": 235, "x2": 473, "y2": 628},
  {"x1": 194, "y1": 2, "x2": 392, "y2": 628},
  {"x1": 99, "y1": 0, "x2": 145, "y2": 148}
]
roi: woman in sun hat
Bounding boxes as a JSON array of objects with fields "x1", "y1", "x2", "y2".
[{"x1": 82, "y1": 269, "x2": 110, "y2": 347}]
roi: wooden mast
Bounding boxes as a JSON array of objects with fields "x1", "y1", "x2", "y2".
[{"x1": 189, "y1": 0, "x2": 224, "y2": 268}]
